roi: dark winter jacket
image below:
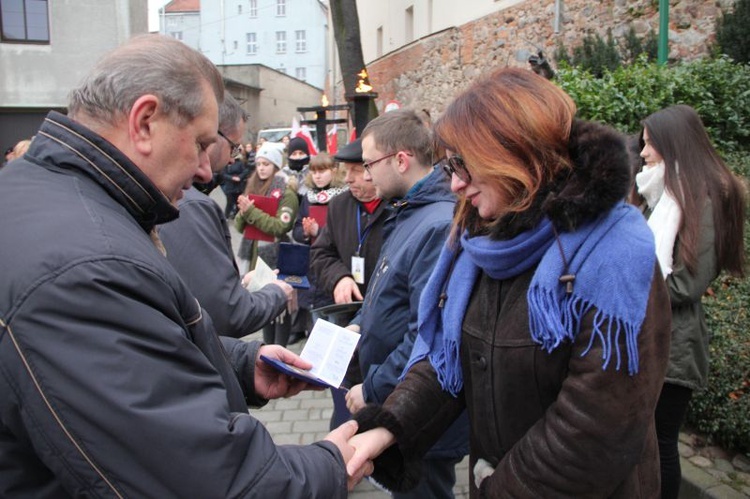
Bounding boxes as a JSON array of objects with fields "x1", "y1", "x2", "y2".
[
  {"x1": 0, "y1": 112, "x2": 347, "y2": 498},
  {"x1": 657, "y1": 202, "x2": 717, "y2": 390},
  {"x1": 355, "y1": 120, "x2": 671, "y2": 498},
  {"x1": 357, "y1": 167, "x2": 469, "y2": 460},
  {"x1": 159, "y1": 186, "x2": 288, "y2": 337},
  {"x1": 221, "y1": 158, "x2": 252, "y2": 195},
  {"x1": 310, "y1": 192, "x2": 388, "y2": 303}
]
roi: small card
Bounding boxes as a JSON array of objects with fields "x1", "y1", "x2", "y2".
[
  {"x1": 260, "y1": 318, "x2": 360, "y2": 389},
  {"x1": 351, "y1": 256, "x2": 365, "y2": 285},
  {"x1": 244, "y1": 256, "x2": 276, "y2": 293}
]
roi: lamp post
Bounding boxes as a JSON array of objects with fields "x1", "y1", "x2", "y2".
[
  {"x1": 346, "y1": 69, "x2": 378, "y2": 138},
  {"x1": 658, "y1": 0, "x2": 669, "y2": 65}
]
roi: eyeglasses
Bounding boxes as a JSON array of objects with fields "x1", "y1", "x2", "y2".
[
  {"x1": 362, "y1": 151, "x2": 399, "y2": 174},
  {"x1": 218, "y1": 130, "x2": 243, "y2": 157},
  {"x1": 441, "y1": 154, "x2": 472, "y2": 183}
]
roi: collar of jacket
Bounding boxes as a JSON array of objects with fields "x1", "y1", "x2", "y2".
[
  {"x1": 33, "y1": 111, "x2": 179, "y2": 232},
  {"x1": 487, "y1": 119, "x2": 632, "y2": 240}
]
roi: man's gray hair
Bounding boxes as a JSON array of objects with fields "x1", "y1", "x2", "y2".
[
  {"x1": 68, "y1": 34, "x2": 224, "y2": 127},
  {"x1": 219, "y1": 94, "x2": 248, "y2": 136}
]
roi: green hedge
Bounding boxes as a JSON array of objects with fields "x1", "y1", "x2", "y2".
[
  {"x1": 556, "y1": 60, "x2": 750, "y2": 453},
  {"x1": 688, "y1": 152, "x2": 750, "y2": 455},
  {"x1": 555, "y1": 56, "x2": 750, "y2": 153}
]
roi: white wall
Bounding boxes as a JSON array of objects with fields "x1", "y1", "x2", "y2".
[
  {"x1": 356, "y1": 0, "x2": 524, "y2": 63},
  {"x1": 160, "y1": 11, "x2": 201, "y2": 50}
]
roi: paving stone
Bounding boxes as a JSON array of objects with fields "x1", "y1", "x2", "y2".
[
  {"x1": 679, "y1": 441, "x2": 696, "y2": 458},
  {"x1": 690, "y1": 455, "x2": 713, "y2": 468},
  {"x1": 703, "y1": 445, "x2": 732, "y2": 460},
  {"x1": 706, "y1": 468, "x2": 729, "y2": 481},
  {"x1": 715, "y1": 458, "x2": 735, "y2": 473},
  {"x1": 273, "y1": 399, "x2": 301, "y2": 410},
  {"x1": 263, "y1": 421, "x2": 293, "y2": 434},
  {"x1": 734, "y1": 455, "x2": 750, "y2": 473},
  {"x1": 736, "y1": 471, "x2": 750, "y2": 485},
  {"x1": 282, "y1": 409, "x2": 310, "y2": 421}
]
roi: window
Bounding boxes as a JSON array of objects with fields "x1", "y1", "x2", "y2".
[
  {"x1": 246, "y1": 32, "x2": 257, "y2": 55},
  {"x1": 295, "y1": 30, "x2": 306, "y2": 53},
  {"x1": 295, "y1": 67, "x2": 306, "y2": 81},
  {"x1": 237, "y1": 5, "x2": 242, "y2": 15},
  {"x1": 276, "y1": 67, "x2": 287, "y2": 74},
  {"x1": 249, "y1": 0, "x2": 257, "y2": 18},
  {"x1": 233, "y1": 40, "x2": 238, "y2": 50},
  {"x1": 275, "y1": 31, "x2": 286, "y2": 53},
  {"x1": 276, "y1": 0, "x2": 286, "y2": 17},
  {"x1": 170, "y1": 31, "x2": 183, "y2": 41},
  {"x1": 1, "y1": 0, "x2": 49, "y2": 43}
]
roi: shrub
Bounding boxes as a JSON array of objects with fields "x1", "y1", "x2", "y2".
[
  {"x1": 717, "y1": 0, "x2": 750, "y2": 64},
  {"x1": 685, "y1": 153, "x2": 750, "y2": 455},
  {"x1": 555, "y1": 57, "x2": 750, "y2": 153}
]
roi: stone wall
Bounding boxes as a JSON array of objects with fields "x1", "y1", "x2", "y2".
[{"x1": 361, "y1": 0, "x2": 735, "y2": 117}]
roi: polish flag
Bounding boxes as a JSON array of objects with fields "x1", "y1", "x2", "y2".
[
  {"x1": 291, "y1": 116, "x2": 318, "y2": 155},
  {"x1": 327, "y1": 125, "x2": 338, "y2": 155}
]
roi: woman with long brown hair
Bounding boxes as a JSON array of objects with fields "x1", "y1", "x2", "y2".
[
  {"x1": 345, "y1": 67, "x2": 672, "y2": 497},
  {"x1": 635, "y1": 104, "x2": 746, "y2": 499}
]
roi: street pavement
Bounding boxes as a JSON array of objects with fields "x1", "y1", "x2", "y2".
[{"x1": 213, "y1": 188, "x2": 471, "y2": 497}]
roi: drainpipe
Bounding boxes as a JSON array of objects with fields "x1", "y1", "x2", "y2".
[
  {"x1": 658, "y1": 0, "x2": 668, "y2": 65},
  {"x1": 554, "y1": 0, "x2": 562, "y2": 34}
]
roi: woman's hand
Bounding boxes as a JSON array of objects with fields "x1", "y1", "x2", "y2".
[
  {"x1": 237, "y1": 194, "x2": 255, "y2": 214},
  {"x1": 302, "y1": 217, "x2": 319, "y2": 238}
]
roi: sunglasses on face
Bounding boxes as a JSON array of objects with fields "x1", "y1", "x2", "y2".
[{"x1": 440, "y1": 154, "x2": 472, "y2": 183}]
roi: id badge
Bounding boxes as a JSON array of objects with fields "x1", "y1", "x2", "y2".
[{"x1": 351, "y1": 256, "x2": 365, "y2": 284}]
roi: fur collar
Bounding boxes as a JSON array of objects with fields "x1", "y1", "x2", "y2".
[{"x1": 489, "y1": 119, "x2": 631, "y2": 239}]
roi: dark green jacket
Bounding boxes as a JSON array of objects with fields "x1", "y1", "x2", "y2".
[{"x1": 663, "y1": 202, "x2": 717, "y2": 390}]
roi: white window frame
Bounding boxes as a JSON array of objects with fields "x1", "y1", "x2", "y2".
[
  {"x1": 276, "y1": 0, "x2": 286, "y2": 17},
  {"x1": 246, "y1": 32, "x2": 257, "y2": 55},
  {"x1": 295, "y1": 67, "x2": 306, "y2": 81},
  {"x1": 276, "y1": 31, "x2": 286, "y2": 54},
  {"x1": 249, "y1": 0, "x2": 258, "y2": 17},
  {"x1": 295, "y1": 30, "x2": 306, "y2": 53}
]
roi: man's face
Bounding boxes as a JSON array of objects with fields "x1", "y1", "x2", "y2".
[
  {"x1": 209, "y1": 119, "x2": 246, "y2": 173},
  {"x1": 362, "y1": 135, "x2": 400, "y2": 199},
  {"x1": 149, "y1": 83, "x2": 217, "y2": 205},
  {"x1": 343, "y1": 162, "x2": 377, "y2": 202}
]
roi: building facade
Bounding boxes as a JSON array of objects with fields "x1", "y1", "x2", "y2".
[
  {"x1": 0, "y1": 0, "x2": 147, "y2": 150},
  {"x1": 161, "y1": 0, "x2": 330, "y2": 90},
  {"x1": 351, "y1": 0, "x2": 734, "y2": 118}
]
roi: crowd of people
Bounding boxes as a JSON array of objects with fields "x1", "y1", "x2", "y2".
[{"x1": 0, "y1": 33, "x2": 745, "y2": 499}]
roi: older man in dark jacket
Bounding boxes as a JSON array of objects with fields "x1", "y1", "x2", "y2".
[{"x1": 0, "y1": 35, "x2": 364, "y2": 498}]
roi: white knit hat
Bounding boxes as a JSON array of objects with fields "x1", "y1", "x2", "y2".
[{"x1": 256, "y1": 142, "x2": 284, "y2": 169}]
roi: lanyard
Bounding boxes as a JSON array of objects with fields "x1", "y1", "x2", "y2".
[{"x1": 356, "y1": 204, "x2": 373, "y2": 256}]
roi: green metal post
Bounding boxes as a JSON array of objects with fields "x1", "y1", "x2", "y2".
[{"x1": 658, "y1": 0, "x2": 669, "y2": 65}]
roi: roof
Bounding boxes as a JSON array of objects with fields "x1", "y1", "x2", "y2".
[{"x1": 164, "y1": 0, "x2": 199, "y2": 13}]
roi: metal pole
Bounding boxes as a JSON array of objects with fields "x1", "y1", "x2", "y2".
[{"x1": 658, "y1": 0, "x2": 669, "y2": 65}]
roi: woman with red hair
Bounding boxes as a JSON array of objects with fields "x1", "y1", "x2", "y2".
[{"x1": 347, "y1": 68, "x2": 672, "y2": 498}]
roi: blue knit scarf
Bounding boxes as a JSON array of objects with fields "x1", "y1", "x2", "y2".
[{"x1": 403, "y1": 202, "x2": 656, "y2": 397}]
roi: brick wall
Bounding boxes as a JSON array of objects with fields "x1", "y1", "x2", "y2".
[{"x1": 358, "y1": 0, "x2": 734, "y2": 117}]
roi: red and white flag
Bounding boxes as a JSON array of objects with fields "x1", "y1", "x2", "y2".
[
  {"x1": 291, "y1": 116, "x2": 318, "y2": 155},
  {"x1": 327, "y1": 124, "x2": 338, "y2": 155}
]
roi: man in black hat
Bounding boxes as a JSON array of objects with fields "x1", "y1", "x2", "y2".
[{"x1": 310, "y1": 138, "x2": 388, "y2": 305}]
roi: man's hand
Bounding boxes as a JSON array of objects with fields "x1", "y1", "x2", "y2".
[
  {"x1": 345, "y1": 383, "x2": 366, "y2": 413},
  {"x1": 269, "y1": 279, "x2": 294, "y2": 305},
  {"x1": 325, "y1": 421, "x2": 375, "y2": 490},
  {"x1": 254, "y1": 345, "x2": 319, "y2": 399},
  {"x1": 346, "y1": 427, "x2": 395, "y2": 481},
  {"x1": 333, "y1": 277, "x2": 363, "y2": 304}
]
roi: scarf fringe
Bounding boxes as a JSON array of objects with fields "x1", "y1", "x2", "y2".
[{"x1": 527, "y1": 287, "x2": 641, "y2": 375}]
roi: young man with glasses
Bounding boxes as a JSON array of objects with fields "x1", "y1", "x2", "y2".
[{"x1": 344, "y1": 109, "x2": 469, "y2": 498}]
